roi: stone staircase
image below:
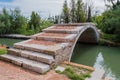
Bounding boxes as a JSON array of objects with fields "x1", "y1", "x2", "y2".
[
  {"x1": 0, "y1": 24, "x2": 82, "y2": 74},
  {"x1": 0, "y1": 23, "x2": 97, "y2": 74}
]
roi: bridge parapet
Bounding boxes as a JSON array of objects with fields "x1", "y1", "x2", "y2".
[{"x1": 0, "y1": 23, "x2": 99, "y2": 73}]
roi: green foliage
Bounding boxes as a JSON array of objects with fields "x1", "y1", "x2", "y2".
[
  {"x1": 105, "y1": 0, "x2": 120, "y2": 9},
  {"x1": 70, "y1": 0, "x2": 76, "y2": 22},
  {"x1": 40, "y1": 20, "x2": 53, "y2": 30},
  {"x1": 28, "y1": 11, "x2": 41, "y2": 30},
  {"x1": 76, "y1": 0, "x2": 86, "y2": 22},
  {"x1": 0, "y1": 8, "x2": 52, "y2": 35},
  {"x1": 0, "y1": 8, "x2": 11, "y2": 34},
  {"x1": 0, "y1": 8, "x2": 27, "y2": 34},
  {"x1": 82, "y1": 73, "x2": 91, "y2": 78},
  {"x1": 0, "y1": 49, "x2": 7, "y2": 55},
  {"x1": 55, "y1": 70, "x2": 63, "y2": 74},
  {"x1": 62, "y1": 0, "x2": 70, "y2": 23},
  {"x1": 86, "y1": 6, "x2": 92, "y2": 22},
  {"x1": 10, "y1": 8, "x2": 27, "y2": 33},
  {"x1": 92, "y1": 15, "x2": 103, "y2": 29},
  {"x1": 61, "y1": 0, "x2": 86, "y2": 23},
  {"x1": 61, "y1": 66, "x2": 91, "y2": 80},
  {"x1": 93, "y1": 5, "x2": 120, "y2": 42},
  {"x1": 100, "y1": 6, "x2": 120, "y2": 42},
  {"x1": 101, "y1": 33, "x2": 116, "y2": 41}
]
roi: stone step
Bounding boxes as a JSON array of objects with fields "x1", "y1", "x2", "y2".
[
  {"x1": 0, "y1": 54, "x2": 50, "y2": 74},
  {"x1": 32, "y1": 32, "x2": 77, "y2": 42},
  {"x1": 8, "y1": 48, "x2": 54, "y2": 64},
  {"x1": 54, "y1": 23, "x2": 95, "y2": 26},
  {"x1": 43, "y1": 26, "x2": 84, "y2": 34},
  {"x1": 14, "y1": 39, "x2": 69, "y2": 56}
]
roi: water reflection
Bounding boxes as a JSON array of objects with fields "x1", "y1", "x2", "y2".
[
  {"x1": 71, "y1": 43, "x2": 120, "y2": 80},
  {"x1": 93, "y1": 52, "x2": 116, "y2": 80},
  {"x1": 93, "y1": 52, "x2": 104, "y2": 70}
]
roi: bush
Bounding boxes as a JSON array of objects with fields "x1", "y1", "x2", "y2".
[
  {"x1": 62, "y1": 67, "x2": 90, "y2": 80},
  {"x1": 101, "y1": 33, "x2": 116, "y2": 41},
  {"x1": 100, "y1": 6, "x2": 120, "y2": 42}
]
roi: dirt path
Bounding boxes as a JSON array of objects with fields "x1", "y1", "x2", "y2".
[{"x1": 0, "y1": 60, "x2": 69, "y2": 80}]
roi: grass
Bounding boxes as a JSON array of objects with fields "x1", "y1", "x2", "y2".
[
  {"x1": 56, "y1": 66, "x2": 91, "y2": 80},
  {"x1": 100, "y1": 33, "x2": 116, "y2": 41},
  {"x1": 0, "y1": 49, "x2": 7, "y2": 55}
]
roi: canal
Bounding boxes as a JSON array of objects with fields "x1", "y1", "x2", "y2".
[
  {"x1": 71, "y1": 43, "x2": 120, "y2": 80},
  {"x1": 0, "y1": 38, "x2": 120, "y2": 80},
  {"x1": 0, "y1": 38, "x2": 23, "y2": 47}
]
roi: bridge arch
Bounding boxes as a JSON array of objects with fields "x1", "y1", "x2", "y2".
[
  {"x1": 1, "y1": 23, "x2": 100, "y2": 73},
  {"x1": 69, "y1": 24, "x2": 99, "y2": 61}
]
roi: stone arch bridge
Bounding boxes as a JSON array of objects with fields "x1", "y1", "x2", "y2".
[{"x1": 0, "y1": 23, "x2": 99, "y2": 74}]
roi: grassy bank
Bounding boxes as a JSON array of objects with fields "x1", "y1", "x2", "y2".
[
  {"x1": 98, "y1": 32, "x2": 120, "y2": 47},
  {"x1": 55, "y1": 62, "x2": 93, "y2": 80},
  {"x1": 0, "y1": 49, "x2": 7, "y2": 55},
  {"x1": 99, "y1": 39, "x2": 120, "y2": 47}
]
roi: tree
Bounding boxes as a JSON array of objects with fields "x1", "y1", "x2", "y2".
[
  {"x1": 70, "y1": 0, "x2": 76, "y2": 22},
  {"x1": 62, "y1": 0, "x2": 70, "y2": 23},
  {"x1": 10, "y1": 8, "x2": 27, "y2": 33},
  {"x1": 104, "y1": 0, "x2": 120, "y2": 8},
  {"x1": 85, "y1": 0, "x2": 94, "y2": 22},
  {"x1": 99, "y1": 5, "x2": 120, "y2": 42},
  {"x1": 29, "y1": 11, "x2": 41, "y2": 31},
  {"x1": 86, "y1": 6, "x2": 92, "y2": 22},
  {"x1": 0, "y1": 8, "x2": 11, "y2": 34},
  {"x1": 76, "y1": 0, "x2": 86, "y2": 22}
]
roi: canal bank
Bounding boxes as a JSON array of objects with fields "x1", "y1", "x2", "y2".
[
  {"x1": 0, "y1": 37, "x2": 119, "y2": 80},
  {"x1": 0, "y1": 34, "x2": 31, "y2": 39},
  {"x1": 99, "y1": 38, "x2": 120, "y2": 47}
]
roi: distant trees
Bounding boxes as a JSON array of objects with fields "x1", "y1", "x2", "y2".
[
  {"x1": 86, "y1": 6, "x2": 92, "y2": 22},
  {"x1": 29, "y1": 11, "x2": 41, "y2": 31},
  {"x1": 62, "y1": 0, "x2": 70, "y2": 23},
  {"x1": 61, "y1": 0, "x2": 87, "y2": 23},
  {"x1": 10, "y1": 8, "x2": 27, "y2": 33},
  {"x1": 70, "y1": 0, "x2": 76, "y2": 22},
  {"x1": 104, "y1": 0, "x2": 120, "y2": 8},
  {"x1": 0, "y1": 8, "x2": 27, "y2": 34},
  {"x1": 93, "y1": 3, "x2": 120, "y2": 42},
  {"x1": 0, "y1": 8, "x2": 52, "y2": 35},
  {"x1": 45, "y1": 0, "x2": 93, "y2": 24},
  {"x1": 0, "y1": 8, "x2": 11, "y2": 34},
  {"x1": 101, "y1": 6, "x2": 120, "y2": 42},
  {"x1": 76, "y1": 0, "x2": 86, "y2": 22}
]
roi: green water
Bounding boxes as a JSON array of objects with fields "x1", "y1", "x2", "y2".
[
  {"x1": 0, "y1": 38, "x2": 23, "y2": 47},
  {"x1": 71, "y1": 43, "x2": 120, "y2": 80}
]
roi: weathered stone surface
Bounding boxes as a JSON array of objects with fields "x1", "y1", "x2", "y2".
[
  {"x1": 0, "y1": 54, "x2": 50, "y2": 74},
  {"x1": 0, "y1": 54, "x2": 22, "y2": 66},
  {"x1": 55, "y1": 66, "x2": 65, "y2": 72},
  {"x1": 8, "y1": 48, "x2": 21, "y2": 56},
  {"x1": 0, "y1": 23, "x2": 99, "y2": 74},
  {"x1": 32, "y1": 32, "x2": 77, "y2": 42},
  {"x1": 8, "y1": 48, "x2": 54, "y2": 64},
  {"x1": 43, "y1": 27, "x2": 82, "y2": 34},
  {"x1": 22, "y1": 59, "x2": 50, "y2": 74},
  {"x1": 13, "y1": 39, "x2": 69, "y2": 55}
]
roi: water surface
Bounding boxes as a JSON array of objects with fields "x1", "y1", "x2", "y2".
[
  {"x1": 71, "y1": 43, "x2": 120, "y2": 80},
  {"x1": 0, "y1": 38, "x2": 23, "y2": 47}
]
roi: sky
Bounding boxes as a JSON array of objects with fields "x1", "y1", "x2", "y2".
[{"x1": 0, "y1": 0, "x2": 106, "y2": 18}]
